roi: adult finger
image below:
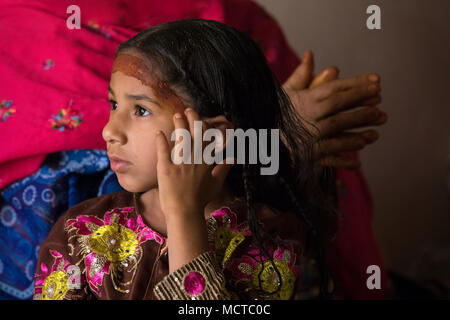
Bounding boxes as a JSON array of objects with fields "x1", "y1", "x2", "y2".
[
  {"x1": 325, "y1": 73, "x2": 380, "y2": 92},
  {"x1": 283, "y1": 50, "x2": 314, "y2": 91},
  {"x1": 309, "y1": 66, "x2": 339, "y2": 89},
  {"x1": 318, "y1": 155, "x2": 361, "y2": 169},
  {"x1": 316, "y1": 130, "x2": 379, "y2": 157},
  {"x1": 317, "y1": 106, "x2": 387, "y2": 137},
  {"x1": 360, "y1": 94, "x2": 382, "y2": 107},
  {"x1": 314, "y1": 73, "x2": 381, "y2": 118}
]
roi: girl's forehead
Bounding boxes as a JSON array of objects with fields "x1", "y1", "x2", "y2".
[
  {"x1": 112, "y1": 52, "x2": 159, "y2": 88},
  {"x1": 110, "y1": 52, "x2": 188, "y2": 113}
]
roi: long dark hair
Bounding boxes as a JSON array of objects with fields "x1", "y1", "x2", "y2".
[{"x1": 117, "y1": 18, "x2": 338, "y2": 299}]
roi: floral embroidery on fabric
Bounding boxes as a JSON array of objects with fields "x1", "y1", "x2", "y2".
[
  {"x1": 207, "y1": 207, "x2": 250, "y2": 266},
  {"x1": 0, "y1": 100, "x2": 15, "y2": 122},
  {"x1": 43, "y1": 58, "x2": 55, "y2": 70},
  {"x1": 50, "y1": 100, "x2": 82, "y2": 131},
  {"x1": 228, "y1": 244, "x2": 299, "y2": 300},
  {"x1": 207, "y1": 206, "x2": 327, "y2": 300},
  {"x1": 65, "y1": 207, "x2": 163, "y2": 297},
  {"x1": 34, "y1": 250, "x2": 82, "y2": 300},
  {"x1": 88, "y1": 20, "x2": 111, "y2": 39}
]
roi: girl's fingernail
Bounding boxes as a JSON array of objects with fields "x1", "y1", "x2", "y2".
[
  {"x1": 185, "y1": 108, "x2": 192, "y2": 113},
  {"x1": 174, "y1": 113, "x2": 182, "y2": 119}
]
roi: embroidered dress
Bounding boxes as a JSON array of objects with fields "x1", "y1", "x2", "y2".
[{"x1": 33, "y1": 191, "x2": 328, "y2": 300}]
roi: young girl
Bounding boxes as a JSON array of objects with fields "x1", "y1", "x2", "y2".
[{"x1": 33, "y1": 18, "x2": 337, "y2": 300}]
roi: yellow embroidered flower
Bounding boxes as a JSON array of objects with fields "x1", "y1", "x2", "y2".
[
  {"x1": 208, "y1": 207, "x2": 250, "y2": 266},
  {"x1": 65, "y1": 207, "x2": 164, "y2": 297},
  {"x1": 252, "y1": 259, "x2": 295, "y2": 300},
  {"x1": 89, "y1": 223, "x2": 138, "y2": 262},
  {"x1": 41, "y1": 270, "x2": 69, "y2": 300}
]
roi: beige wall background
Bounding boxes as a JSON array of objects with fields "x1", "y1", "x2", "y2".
[{"x1": 254, "y1": 0, "x2": 450, "y2": 278}]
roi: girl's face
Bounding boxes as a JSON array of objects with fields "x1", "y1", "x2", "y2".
[{"x1": 102, "y1": 52, "x2": 188, "y2": 192}]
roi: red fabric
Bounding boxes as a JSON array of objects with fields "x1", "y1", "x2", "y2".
[{"x1": 0, "y1": 0, "x2": 388, "y2": 298}]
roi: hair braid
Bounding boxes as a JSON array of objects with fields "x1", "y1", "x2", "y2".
[
  {"x1": 278, "y1": 175, "x2": 334, "y2": 299},
  {"x1": 243, "y1": 164, "x2": 284, "y2": 296}
]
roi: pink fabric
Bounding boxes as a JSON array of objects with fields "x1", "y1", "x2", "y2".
[{"x1": 0, "y1": 0, "x2": 388, "y2": 298}]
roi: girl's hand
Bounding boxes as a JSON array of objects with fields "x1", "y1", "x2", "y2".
[
  {"x1": 155, "y1": 108, "x2": 232, "y2": 220},
  {"x1": 283, "y1": 50, "x2": 388, "y2": 169}
]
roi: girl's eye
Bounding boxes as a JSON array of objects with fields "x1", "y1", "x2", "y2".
[
  {"x1": 108, "y1": 100, "x2": 118, "y2": 111},
  {"x1": 135, "y1": 105, "x2": 151, "y2": 117}
]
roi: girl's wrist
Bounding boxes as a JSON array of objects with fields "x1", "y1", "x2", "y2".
[{"x1": 164, "y1": 205, "x2": 204, "y2": 222}]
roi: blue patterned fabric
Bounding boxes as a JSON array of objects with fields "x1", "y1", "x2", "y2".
[{"x1": 0, "y1": 150, "x2": 123, "y2": 299}]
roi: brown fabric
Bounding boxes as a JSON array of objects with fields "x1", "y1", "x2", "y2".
[{"x1": 34, "y1": 191, "x2": 323, "y2": 300}]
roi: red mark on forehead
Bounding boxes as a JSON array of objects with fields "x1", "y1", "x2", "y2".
[
  {"x1": 112, "y1": 53, "x2": 174, "y2": 98},
  {"x1": 112, "y1": 53, "x2": 188, "y2": 114}
]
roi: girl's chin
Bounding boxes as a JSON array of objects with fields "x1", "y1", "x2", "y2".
[{"x1": 117, "y1": 176, "x2": 156, "y2": 193}]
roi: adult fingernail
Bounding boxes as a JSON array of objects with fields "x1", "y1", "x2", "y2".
[
  {"x1": 369, "y1": 74, "x2": 379, "y2": 82},
  {"x1": 364, "y1": 131, "x2": 379, "y2": 142},
  {"x1": 376, "y1": 113, "x2": 388, "y2": 124},
  {"x1": 368, "y1": 108, "x2": 380, "y2": 120}
]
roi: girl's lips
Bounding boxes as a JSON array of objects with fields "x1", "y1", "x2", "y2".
[{"x1": 110, "y1": 160, "x2": 132, "y2": 172}]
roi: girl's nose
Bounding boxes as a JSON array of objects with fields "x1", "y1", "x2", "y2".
[{"x1": 102, "y1": 115, "x2": 126, "y2": 145}]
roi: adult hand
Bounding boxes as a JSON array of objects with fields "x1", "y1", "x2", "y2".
[{"x1": 283, "y1": 50, "x2": 388, "y2": 169}]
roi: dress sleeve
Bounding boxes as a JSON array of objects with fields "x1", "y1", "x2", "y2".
[
  {"x1": 153, "y1": 250, "x2": 230, "y2": 300},
  {"x1": 33, "y1": 212, "x2": 92, "y2": 300}
]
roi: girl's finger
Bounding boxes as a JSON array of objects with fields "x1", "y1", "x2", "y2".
[
  {"x1": 172, "y1": 113, "x2": 190, "y2": 161},
  {"x1": 211, "y1": 157, "x2": 235, "y2": 185},
  {"x1": 185, "y1": 108, "x2": 212, "y2": 165},
  {"x1": 184, "y1": 107, "x2": 201, "y2": 138},
  {"x1": 155, "y1": 130, "x2": 172, "y2": 169},
  {"x1": 173, "y1": 113, "x2": 189, "y2": 142}
]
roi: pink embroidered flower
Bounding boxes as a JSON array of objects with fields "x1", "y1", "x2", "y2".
[{"x1": 65, "y1": 207, "x2": 163, "y2": 297}]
